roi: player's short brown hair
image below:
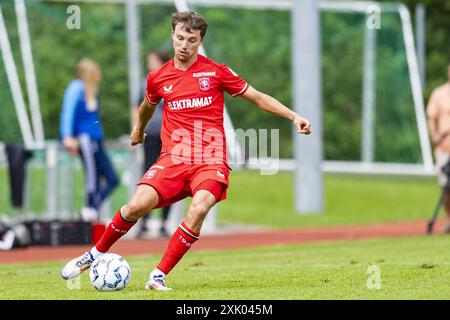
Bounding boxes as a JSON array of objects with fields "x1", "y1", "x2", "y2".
[{"x1": 172, "y1": 11, "x2": 208, "y2": 39}]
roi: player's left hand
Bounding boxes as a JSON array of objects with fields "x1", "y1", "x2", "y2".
[{"x1": 294, "y1": 116, "x2": 311, "y2": 135}]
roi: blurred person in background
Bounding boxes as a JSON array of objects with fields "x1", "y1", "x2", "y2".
[
  {"x1": 427, "y1": 63, "x2": 450, "y2": 233},
  {"x1": 59, "y1": 59, "x2": 119, "y2": 222},
  {"x1": 132, "y1": 50, "x2": 172, "y2": 239},
  {"x1": 4, "y1": 143, "x2": 31, "y2": 218}
]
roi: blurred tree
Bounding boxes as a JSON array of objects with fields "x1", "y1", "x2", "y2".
[{"x1": 0, "y1": 1, "x2": 447, "y2": 161}]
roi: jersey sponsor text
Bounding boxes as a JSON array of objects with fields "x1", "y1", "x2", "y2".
[{"x1": 167, "y1": 96, "x2": 213, "y2": 111}]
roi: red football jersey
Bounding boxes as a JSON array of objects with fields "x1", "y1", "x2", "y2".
[{"x1": 145, "y1": 54, "x2": 248, "y2": 165}]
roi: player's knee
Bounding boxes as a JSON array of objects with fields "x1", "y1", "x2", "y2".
[
  {"x1": 188, "y1": 201, "x2": 210, "y2": 217},
  {"x1": 185, "y1": 203, "x2": 209, "y2": 232},
  {"x1": 124, "y1": 200, "x2": 148, "y2": 220}
]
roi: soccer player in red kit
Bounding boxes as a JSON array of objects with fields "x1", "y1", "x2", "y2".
[{"x1": 61, "y1": 11, "x2": 311, "y2": 290}]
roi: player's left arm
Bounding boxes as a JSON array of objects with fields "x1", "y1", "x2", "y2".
[{"x1": 240, "y1": 85, "x2": 311, "y2": 135}]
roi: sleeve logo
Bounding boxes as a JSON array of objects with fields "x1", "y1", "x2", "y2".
[{"x1": 164, "y1": 84, "x2": 173, "y2": 93}]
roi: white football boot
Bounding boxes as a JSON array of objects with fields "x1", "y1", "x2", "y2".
[
  {"x1": 61, "y1": 251, "x2": 95, "y2": 280},
  {"x1": 144, "y1": 269, "x2": 172, "y2": 291}
]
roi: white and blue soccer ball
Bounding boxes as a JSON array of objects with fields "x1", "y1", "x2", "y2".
[{"x1": 89, "y1": 253, "x2": 131, "y2": 292}]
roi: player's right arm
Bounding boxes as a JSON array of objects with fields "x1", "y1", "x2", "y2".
[
  {"x1": 130, "y1": 98, "x2": 157, "y2": 146},
  {"x1": 130, "y1": 72, "x2": 161, "y2": 146}
]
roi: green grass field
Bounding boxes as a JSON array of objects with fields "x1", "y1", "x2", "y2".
[
  {"x1": 0, "y1": 168, "x2": 445, "y2": 300},
  {"x1": 1, "y1": 235, "x2": 450, "y2": 300}
]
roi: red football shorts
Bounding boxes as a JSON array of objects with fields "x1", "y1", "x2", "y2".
[{"x1": 138, "y1": 156, "x2": 230, "y2": 208}]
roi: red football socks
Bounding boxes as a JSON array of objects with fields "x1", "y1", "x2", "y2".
[
  {"x1": 95, "y1": 207, "x2": 136, "y2": 253},
  {"x1": 157, "y1": 221, "x2": 199, "y2": 275}
]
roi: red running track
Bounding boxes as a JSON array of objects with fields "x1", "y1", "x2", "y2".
[{"x1": 0, "y1": 219, "x2": 445, "y2": 264}]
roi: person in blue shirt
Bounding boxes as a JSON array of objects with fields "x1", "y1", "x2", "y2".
[
  {"x1": 60, "y1": 59, "x2": 118, "y2": 222},
  {"x1": 132, "y1": 50, "x2": 172, "y2": 238}
]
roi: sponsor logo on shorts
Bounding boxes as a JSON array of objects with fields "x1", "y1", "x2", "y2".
[
  {"x1": 145, "y1": 169, "x2": 157, "y2": 179},
  {"x1": 216, "y1": 170, "x2": 225, "y2": 178}
]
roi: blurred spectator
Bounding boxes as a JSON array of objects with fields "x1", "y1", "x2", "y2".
[
  {"x1": 427, "y1": 63, "x2": 450, "y2": 232},
  {"x1": 60, "y1": 59, "x2": 119, "y2": 222},
  {"x1": 132, "y1": 50, "x2": 172, "y2": 238},
  {"x1": 5, "y1": 143, "x2": 31, "y2": 217}
]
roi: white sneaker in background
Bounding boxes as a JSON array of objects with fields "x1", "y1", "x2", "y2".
[
  {"x1": 0, "y1": 230, "x2": 15, "y2": 250},
  {"x1": 80, "y1": 207, "x2": 99, "y2": 222}
]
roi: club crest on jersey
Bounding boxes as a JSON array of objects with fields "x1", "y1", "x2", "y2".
[{"x1": 199, "y1": 77, "x2": 210, "y2": 91}]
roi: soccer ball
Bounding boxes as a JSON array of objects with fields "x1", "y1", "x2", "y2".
[{"x1": 89, "y1": 253, "x2": 131, "y2": 291}]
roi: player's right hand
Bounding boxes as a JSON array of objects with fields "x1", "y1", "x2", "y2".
[{"x1": 130, "y1": 126, "x2": 146, "y2": 146}]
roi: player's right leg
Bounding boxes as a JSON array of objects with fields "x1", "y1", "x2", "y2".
[
  {"x1": 146, "y1": 184, "x2": 223, "y2": 291},
  {"x1": 61, "y1": 184, "x2": 159, "y2": 280}
]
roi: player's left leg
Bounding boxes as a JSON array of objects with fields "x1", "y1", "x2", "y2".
[
  {"x1": 61, "y1": 185, "x2": 160, "y2": 280},
  {"x1": 146, "y1": 180, "x2": 226, "y2": 291}
]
